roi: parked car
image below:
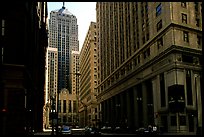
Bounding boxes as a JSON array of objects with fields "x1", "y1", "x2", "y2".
[
  {"x1": 85, "y1": 127, "x2": 101, "y2": 135},
  {"x1": 135, "y1": 127, "x2": 150, "y2": 135},
  {"x1": 60, "y1": 126, "x2": 71, "y2": 135},
  {"x1": 101, "y1": 126, "x2": 112, "y2": 133}
]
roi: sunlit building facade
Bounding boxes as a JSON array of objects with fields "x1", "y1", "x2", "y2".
[
  {"x1": 96, "y1": 2, "x2": 202, "y2": 134},
  {"x1": 44, "y1": 47, "x2": 58, "y2": 128},
  {"x1": 79, "y1": 22, "x2": 98, "y2": 127}
]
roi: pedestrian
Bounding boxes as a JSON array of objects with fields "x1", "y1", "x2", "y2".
[
  {"x1": 148, "y1": 125, "x2": 152, "y2": 132},
  {"x1": 153, "y1": 125, "x2": 157, "y2": 134}
]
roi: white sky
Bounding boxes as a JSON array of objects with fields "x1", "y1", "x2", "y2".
[{"x1": 47, "y1": 2, "x2": 96, "y2": 51}]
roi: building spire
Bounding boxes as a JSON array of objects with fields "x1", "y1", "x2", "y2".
[{"x1": 62, "y1": 2, "x2": 65, "y2": 9}]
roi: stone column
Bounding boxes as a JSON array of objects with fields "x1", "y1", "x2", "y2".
[
  {"x1": 120, "y1": 92, "x2": 125, "y2": 128},
  {"x1": 110, "y1": 97, "x2": 114, "y2": 127},
  {"x1": 195, "y1": 75, "x2": 202, "y2": 131},
  {"x1": 102, "y1": 101, "x2": 106, "y2": 126},
  {"x1": 126, "y1": 90, "x2": 132, "y2": 129},
  {"x1": 115, "y1": 95, "x2": 120, "y2": 127},
  {"x1": 133, "y1": 86, "x2": 139, "y2": 129},
  {"x1": 142, "y1": 82, "x2": 148, "y2": 127},
  {"x1": 107, "y1": 99, "x2": 111, "y2": 126}
]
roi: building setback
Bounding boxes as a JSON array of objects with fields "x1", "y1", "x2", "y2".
[{"x1": 96, "y1": 2, "x2": 202, "y2": 134}]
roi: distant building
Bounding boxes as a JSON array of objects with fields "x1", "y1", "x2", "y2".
[
  {"x1": 96, "y1": 2, "x2": 202, "y2": 134},
  {"x1": 79, "y1": 22, "x2": 98, "y2": 127},
  {"x1": 44, "y1": 47, "x2": 58, "y2": 128},
  {"x1": 58, "y1": 88, "x2": 78, "y2": 126},
  {"x1": 49, "y1": 4, "x2": 79, "y2": 91}
]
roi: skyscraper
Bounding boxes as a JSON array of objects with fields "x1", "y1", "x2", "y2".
[
  {"x1": 96, "y1": 2, "x2": 202, "y2": 134},
  {"x1": 79, "y1": 22, "x2": 98, "y2": 127},
  {"x1": 49, "y1": 4, "x2": 79, "y2": 92},
  {"x1": 44, "y1": 47, "x2": 58, "y2": 128}
]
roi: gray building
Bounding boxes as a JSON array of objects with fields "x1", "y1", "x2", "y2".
[
  {"x1": 49, "y1": 4, "x2": 79, "y2": 91},
  {"x1": 96, "y1": 2, "x2": 202, "y2": 134}
]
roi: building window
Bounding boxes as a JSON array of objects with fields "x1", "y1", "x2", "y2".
[
  {"x1": 58, "y1": 100, "x2": 61, "y2": 113},
  {"x1": 186, "y1": 70, "x2": 193, "y2": 105},
  {"x1": 156, "y1": 3, "x2": 162, "y2": 16},
  {"x1": 197, "y1": 35, "x2": 201, "y2": 46},
  {"x1": 181, "y1": 2, "x2": 187, "y2": 8},
  {"x1": 179, "y1": 116, "x2": 186, "y2": 125},
  {"x1": 196, "y1": 18, "x2": 200, "y2": 27},
  {"x1": 171, "y1": 116, "x2": 177, "y2": 126},
  {"x1": 183, "y1": 31, "x2": 189, "y2": 42},
  {"x1": 69, "y1": 100, "x2": 72, "y2": 112},
  {"x1": 63, "y1": 116, "x2": 67, "y2": 123},
  {"x1": 157, "y1": 20, "x2": 162, "y2": 32},
  {"x1": 1, "y1": 19, "x2": 5, "y2": 36},
  {"x1": 63, "y1": 100, "x2": 66, "y2": 113},
  {"x1": 194, "y1": 2, "x2": 199, "y2": 12},
  {"x1": 73, "y1": 101, "x2": 76, "y2": 113},
  {"x1": 157, "y1": 37, "x2": 163, "y2": 49},
  {"x1": 160, "y1": 73, "x2": 166, "y2": 107},
  {"x1": 181, "y1": 13, "x2": 187, "y2": 24}
]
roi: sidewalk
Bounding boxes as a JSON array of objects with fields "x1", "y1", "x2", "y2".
[{"x1": 159, "y1": 132, "x2": 197, "y2": 135}]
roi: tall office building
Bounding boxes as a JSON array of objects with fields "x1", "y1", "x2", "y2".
[
  {"x1": 44, "y1": 47, "x2": 58, "y2": 128},
  {"x1": 96, "y1": 2, "x2": 202, "y2": 134},
  {"x1": 79, "y1": 22, "x2": 98, "y2": 127},
  {"x1": 69, "y1": 50, "x2": 80, "y2": 125},
  {"x1": 49, "y1": 4, "x2": 79, "y2": 92},
  {"x1": 0, "y1": 2, "x2": 48, "y2": 135}
]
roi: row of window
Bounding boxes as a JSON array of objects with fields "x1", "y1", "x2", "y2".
[
  {"x1": 156, "y1": 3, "x2": 201, "y2": 28},
  {"x1": 99, "y1": 29, "x2": 201, "y2": 94}
]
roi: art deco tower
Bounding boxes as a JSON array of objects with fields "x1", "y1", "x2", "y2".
[{"x1": 49, "y1": 3, "x2": 79, "y2": 91}]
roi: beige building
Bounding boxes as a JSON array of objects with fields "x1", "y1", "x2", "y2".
[
  {"x1": 44, "y1": 47, "x2": 58, "y2": 128},
  {"x1": 96, "y1": 2, "x2": 202, "y2": 134},
  {"x1": 58, "y1": 88, "x2": 77, "y2": 126},
  {"x1": 79, "y1": 22, "x2": 98, "y2": 127},
  {"x1": 56, "y1": 51, "x2": 80, "y2": 126}
]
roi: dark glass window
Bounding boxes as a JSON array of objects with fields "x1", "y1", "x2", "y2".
[
  {"x1": 179, "y1": 116, "x2": 186, "y2": 125},
  {"x1": 160, "y1": 73, "x2": 166, "y2": 107},
  {"x1": 182, "y1": 13, "x2": 187, "y2": 24},
  {"x1": 58, "y1": 100, "x2": 61, "y2": 113},
  {"x1": 197, "y1": 35, "x2": 201, "y2": 45},
  {"x1": 196, "y1": 18, "x2": 200, "y2": 27},
  {"x1": 171, "y1": 116, "x2": 177, "y2": 126},
  {"x1": 157, "y1": 20, "x2": 162, "y2": 32},
  {"x1": 182, "y1": 55, "x2": 193, "y2": 63},
  {"x1": 183, "y1": 31, "x2": 189, "y2": 42},
  {"x1": 73, "y1": 101, "x2": 76, "y2": 113},
  {"x1": 63, "y1": 100, "x2": 66, "y2": 113},
  {"x1": 69, "y1": 100, "x2": 72, "y2": 112},
  {"x1": 156, "y1": 3, "x2": 162, "y2": 16},
  {"x1": 194, "y1": 2, "x2": 199, "y2": 12},
  {"x1": 186, "y1": 70, "x2": 193, "y2": 105}
]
